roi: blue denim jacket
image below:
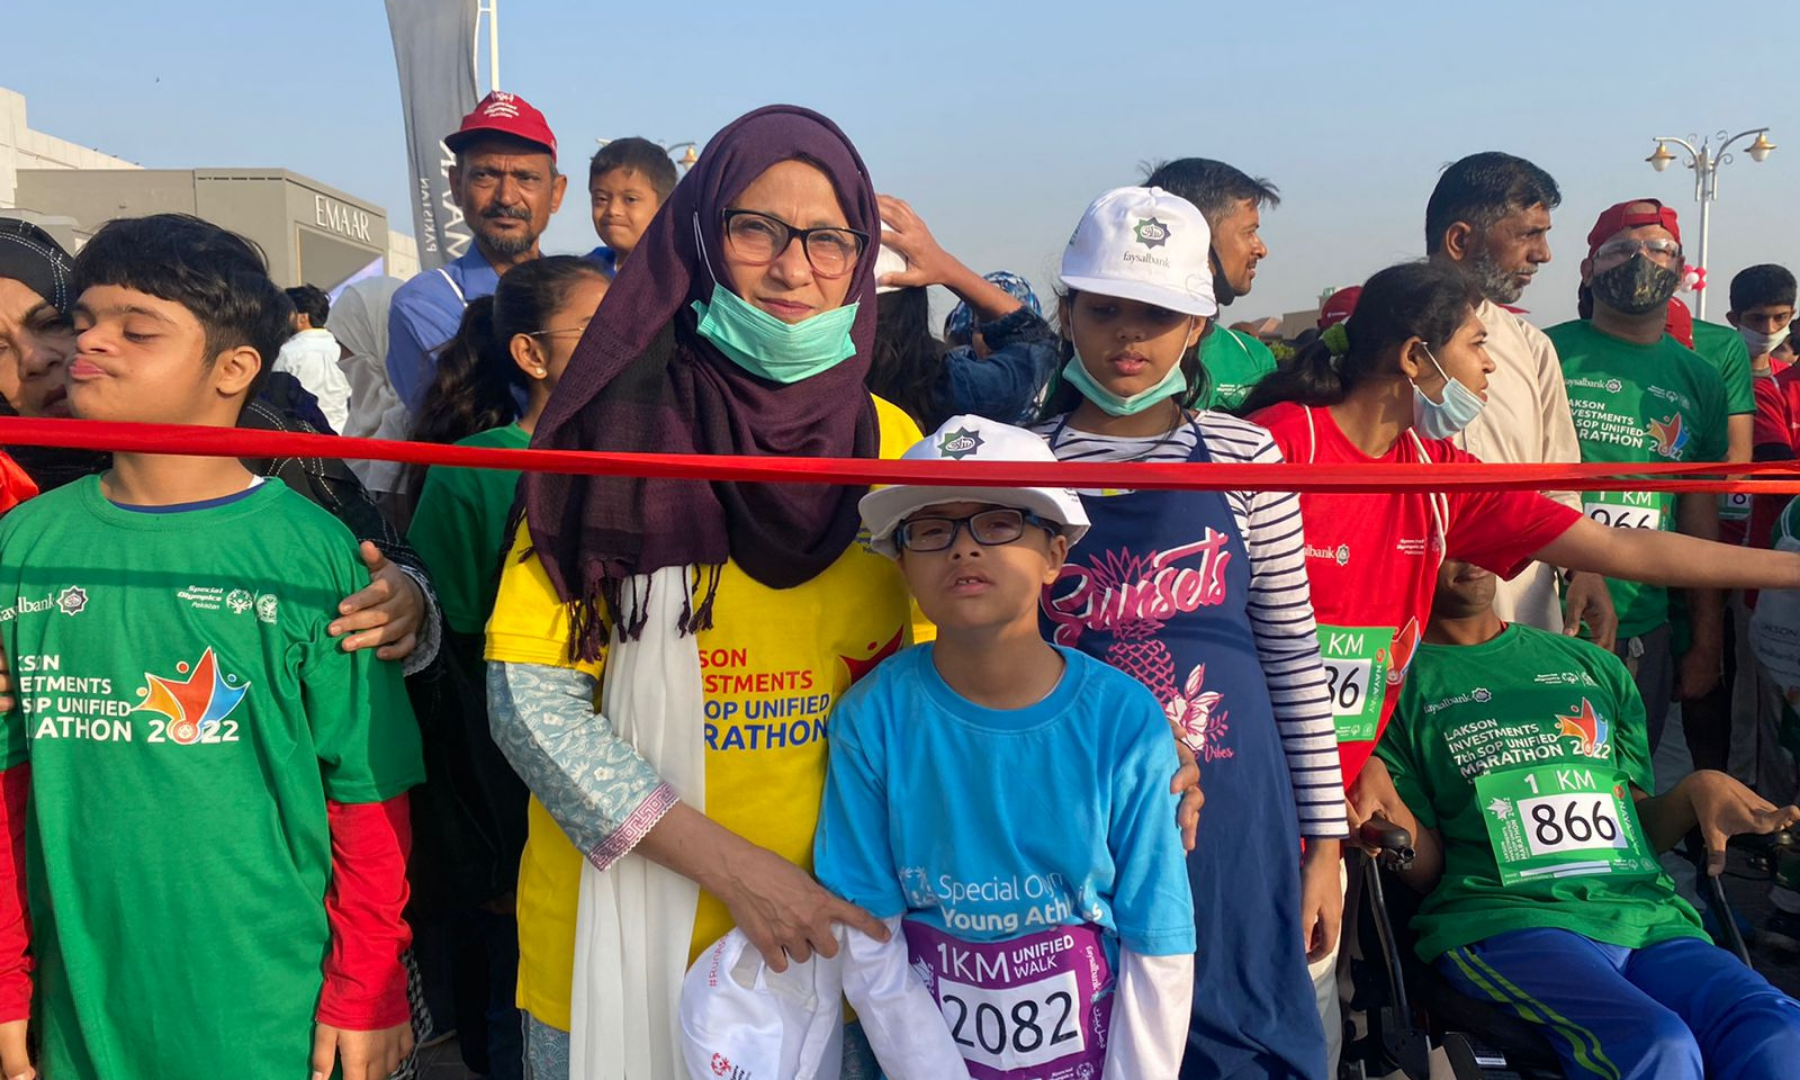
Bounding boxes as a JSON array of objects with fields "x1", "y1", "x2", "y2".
[{"x1": 931, "y1": 306, "x2": 1061, "y2": 428}]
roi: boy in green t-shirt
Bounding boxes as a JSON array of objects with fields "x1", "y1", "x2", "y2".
[
  {"x1": 1355, "y1": 556, "x2": 1800, "y2": 1080},
  {"x1": 0, "y1": 215, "x2": 425, "y2": 1080}
]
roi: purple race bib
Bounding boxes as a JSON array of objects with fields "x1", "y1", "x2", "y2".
[{"x1": 903, "y1": 920, "x2": 1114, "y2": 1080}]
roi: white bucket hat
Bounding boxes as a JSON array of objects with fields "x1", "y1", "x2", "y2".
[
  {"x1": 1059, "y1": 185, "x2": 1217, "y2": 316},
  {"x1": 859, "y1": 414, "x2": 1090, "y2": 557},
  {"x1": 678, "y1": 929, "x2": 845, "y2": 1080}
]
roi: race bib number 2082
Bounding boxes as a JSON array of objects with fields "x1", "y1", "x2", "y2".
[{"x1": 903, "y1": 920, "x2": 1113, "y2": 1080}]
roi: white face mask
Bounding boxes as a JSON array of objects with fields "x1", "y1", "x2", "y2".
[{"x1": 1740, "y1": 322, "x2": 1793, "y2": 358}]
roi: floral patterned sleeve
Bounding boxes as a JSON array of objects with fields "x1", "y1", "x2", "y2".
[{"x1": 486, "y1": 660, "x2": 678, "y2": 871}]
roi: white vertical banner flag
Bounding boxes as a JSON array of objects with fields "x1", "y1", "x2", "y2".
[{"x1": 384, "y1": 0, "x2": 479, "y2": 272}]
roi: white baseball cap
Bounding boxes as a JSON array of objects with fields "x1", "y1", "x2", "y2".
[
  {"x1": 1059, "y1": 185, "x2": 1217, "y2": 317},
  {"x1": 859, "y1": 414, "x2": 1090, "y2": 557},
  {"x1": 678, "y1": 929, "x2": 845, "y2": 1080}
]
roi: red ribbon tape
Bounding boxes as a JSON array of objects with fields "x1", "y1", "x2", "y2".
[{"x1": 4, "y1": 417, "x2": 1800, "y2": 494}]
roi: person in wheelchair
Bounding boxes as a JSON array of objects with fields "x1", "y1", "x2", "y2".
[{"x1": 1354, "y1": 556, "x2": 1800, "y2": 1080}]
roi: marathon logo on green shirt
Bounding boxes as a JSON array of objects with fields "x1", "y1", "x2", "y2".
[
  {"x1": 1427, "y1": 688, "x2": 1613, "y2": 779},
  {"x1": 15, "y1": 647, "x2": 248, "y2": 747}
]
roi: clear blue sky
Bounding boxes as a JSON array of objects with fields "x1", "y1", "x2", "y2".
[{"x1": 9, "y1": 0, "x2": 1797, "y2": 327}]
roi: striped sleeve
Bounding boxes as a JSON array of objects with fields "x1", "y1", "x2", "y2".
[{"x1": 1198, "y1": 414, "x2": 1349, "y2": 838}]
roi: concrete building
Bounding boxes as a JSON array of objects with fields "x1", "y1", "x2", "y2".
[{"x1": 1, "y1": 86, "x2": 418, "y2": 286}]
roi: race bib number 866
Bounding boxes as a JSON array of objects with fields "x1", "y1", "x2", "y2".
[{"x1": 1474, "y1": 764, "x2": 1659, "y2": 886}]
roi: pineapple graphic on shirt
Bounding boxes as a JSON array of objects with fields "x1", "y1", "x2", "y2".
[{"x1": 1047, "y1": 545, "x2": 1236, "y2": 760}]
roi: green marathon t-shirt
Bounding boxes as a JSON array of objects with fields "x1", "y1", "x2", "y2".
[
  {"x1": 1548, "y1": 319, "x2": 1730, "y2": 637},
  {"x1": 1198, "y1": 327, "x2": 1277, "y2": 412},
  {"x1": 0, "y1": 477, "x2": 424, "y2": 1080},
  {"x1": 1378, "y1": 623, "x2": 1704, "y2": 961},
  {"x1": 407, "y1": 422, "x2": 529, "y2": 635},
  {"x1": 1690, "y1": 320, "x2": 1756, "y2": 417}
]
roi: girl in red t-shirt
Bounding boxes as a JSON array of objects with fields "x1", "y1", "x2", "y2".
[{"x1": 1243, "y1": 262, "x2": 1800, "y2": 806}]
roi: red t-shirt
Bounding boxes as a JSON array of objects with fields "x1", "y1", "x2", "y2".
[
  {"x1": 1250, "y1": 403, "x2": 1583, "y2": 783},
  {"x1": 1746, "y1": 368, "x2": 1800, "y2": 579}
]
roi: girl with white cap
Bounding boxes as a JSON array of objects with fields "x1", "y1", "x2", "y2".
[{"x1": 1032, "y1": 186, "x2": 1346, "y2": 1080}]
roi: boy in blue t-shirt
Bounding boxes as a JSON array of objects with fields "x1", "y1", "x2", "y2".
[{"x1": 815, "y1": 415, "x2": 1196, "y2": 1080}]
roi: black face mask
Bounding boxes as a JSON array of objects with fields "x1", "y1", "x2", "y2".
[
  {"x1": 1589, "y1": 254, "x2": 1681, "y2": 316},
  {"x1": 1210, "y1": 244, "x2": 1237, "y2": 307}
]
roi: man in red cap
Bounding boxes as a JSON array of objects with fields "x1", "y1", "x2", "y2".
[
  {"x1": 385, "y1": 91, "x2": 567, "y2": 437},
  {"x1": 1423, "y1": 152, "x2": 1613, "y2": 646},
  {"x1": 1547, "y1": 200, "x2": 1734, "y2": 751}
]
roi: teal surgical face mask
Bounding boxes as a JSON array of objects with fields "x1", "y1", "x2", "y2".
[
  {"x1": 689, "y1": 211, "x2": 859, "y2": 384},
  {"x1": 1060, "y1": 321, "x2": 1195, "y2": 417},
  {"x1": 1411, "y1": 344, "x2": 1486, "y2": 438}
]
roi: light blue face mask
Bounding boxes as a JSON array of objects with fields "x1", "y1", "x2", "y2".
[
  {"x1": 1061, "y1": 347, "x2": 1191, "y2": 417},
  {"x1": 689, "y1": 211, "x2": 860, "y2": 384},
  {"x1": 1411, "y1": 344, "x2": 1486, "y2": 438}
]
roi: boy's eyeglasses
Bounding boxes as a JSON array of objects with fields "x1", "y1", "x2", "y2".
[
  {"x1": 896, "y1": 509, "x2": 1059, "y2": 553},
  {"x1": 721, "y1": 209, "x2": 869, "y2": 280}
]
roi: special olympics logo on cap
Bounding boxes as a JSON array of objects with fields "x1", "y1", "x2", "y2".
[
  {"x1": 710, "y1": 1053, "x2": 731, "y2": 1076},
  {"x1": 937, "y1": 427, "x2": 985, "y2": 460},
  {"x1": 483, "y1": 92, "x2": 521, "y2": 118},
  {"x1": 1133, "y1": 217, "x2": 1170, "y2": 249}
]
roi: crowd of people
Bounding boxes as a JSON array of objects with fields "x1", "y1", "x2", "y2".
[{"x1": 0, "y1": 87, "x2": 1798, "y2": 1080}]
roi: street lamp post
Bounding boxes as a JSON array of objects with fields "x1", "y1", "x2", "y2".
[{"x1": 1645, "y1": 127, "x2": 1776, "y2": 320}]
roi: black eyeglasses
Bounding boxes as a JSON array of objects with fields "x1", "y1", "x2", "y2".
[
  {"x1": 721, "y1": 209, "x2": 869, "y2": 280},
  {"x1": 895, "y1": 509, "x2": 1059, "y2": 553}
]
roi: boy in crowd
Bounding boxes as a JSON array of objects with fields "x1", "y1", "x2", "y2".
[
  {"x1": 816, "y1": 415, "x2": 1196, "y2": 1078},
  {"x1": 1357, "y1": 557, "x2": 1800, "y2": 1080},
  {"x1": 0, "y1": 214, "x2": 424, "y2": 1080},
  {"x1": 586, "y1": 137, "x2": 679, "y2": 274},
  {"x1": 277, "y1": 283, "x2": 352, "y2": 434}
]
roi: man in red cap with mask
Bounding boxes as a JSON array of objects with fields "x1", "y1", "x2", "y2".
[
  {"x1": 385, "y1": 91, "x2": 567, "y2": 429},
  {"x1": 1547, "y1": 200, "x2": 1733, "y2": 750}
]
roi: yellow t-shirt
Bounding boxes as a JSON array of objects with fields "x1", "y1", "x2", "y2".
[{"x1": 486, "y1": 398, "x2": 929, "y2": 1031}]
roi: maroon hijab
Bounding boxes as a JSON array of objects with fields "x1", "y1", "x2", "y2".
[{"x1": 523, "y1": 105, "x2": 880, "y2": 654}]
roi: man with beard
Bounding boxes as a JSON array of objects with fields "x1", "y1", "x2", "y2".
[
  {"x1": 387, "y1": 91, "x2": 566, "y2": 416},
  {"x1": 1144, "y1": 158, "x2": 1280, "y2": 410},
  {"x1": 1425, "y1": 152, "x2": 1616, "y2": 645},
  {"x1": 1548, "y1": 201, "x2": 1731, "y2": 747}
]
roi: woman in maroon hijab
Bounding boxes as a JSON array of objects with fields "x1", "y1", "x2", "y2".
[{"x1": 487, "y1": 105, "x2": 929, "y2": 1079}]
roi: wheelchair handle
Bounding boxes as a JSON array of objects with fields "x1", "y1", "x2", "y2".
[{"x1": 1361, "y1": 816, "x2": 1416, "y2": 871}]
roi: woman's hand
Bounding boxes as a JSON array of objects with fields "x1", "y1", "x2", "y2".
[
  {"x1": 1300, "y1": 840, "x2": 1344, "y2": 963},
  {"x1": 714, "y1": 842, "x2": 890, "y2": 972},
  {"x1": 329, "y1": 542, "x2": 424, "y2": 661}
]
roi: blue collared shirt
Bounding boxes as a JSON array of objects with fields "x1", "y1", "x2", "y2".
[
  {"x1": 386, "y1": 249, "x2": 502, "y2": 414},
  {"x1": 584, "y1": 245, "x2": 619, "y2": 278}
]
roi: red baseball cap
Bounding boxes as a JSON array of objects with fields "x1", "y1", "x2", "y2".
[
  {"x1": 445, "y1": 91, "x2": 557, "y2": 157},
  {"x1": 1586, "y1": 199, "x2": 1680, "y2": 258},
  {"x1": 1318, "y1": 286, "x2": 1362, "y2": 330},
  {"x1": 1664, "y1": 297, "x2": 1694, "y2": 348}
]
